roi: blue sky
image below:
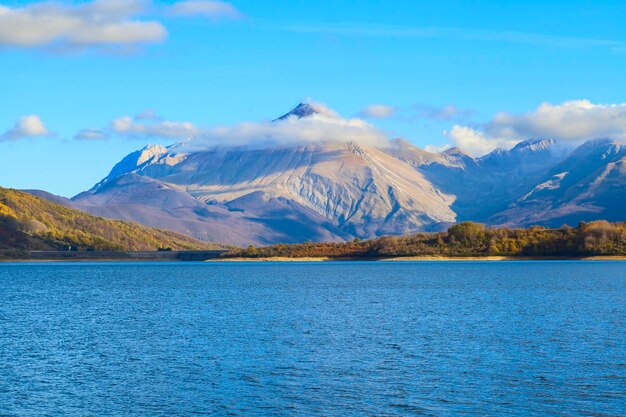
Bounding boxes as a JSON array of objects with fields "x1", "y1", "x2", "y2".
[{"x1": 2, "y1": 0, "x2": 626, "y2": 196}]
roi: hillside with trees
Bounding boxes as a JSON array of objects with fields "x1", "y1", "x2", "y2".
[
  {"x1": 0, "y1": 187, "x2": 224, "y2": 252},
  {"x1": 224, "y1": 221, "x2": 626, "y2": 259}
]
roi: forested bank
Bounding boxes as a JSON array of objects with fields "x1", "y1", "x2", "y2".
[{"x1": 223, "y1": 221, "x2": 626, "y2": 259}]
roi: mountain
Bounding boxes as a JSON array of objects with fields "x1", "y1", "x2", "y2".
[
  {"x1": 440, "y1": 138, "x2": 562, "y2": 219},
  {"x1": 0, "y1": 187, "x2": 222, "y2": 251},
  {"x1": 23, "y1": 189, "x2": 83, "y2": 209},
  {"x1": 390, "y1": 138, "x2": 563, "y2": 220},
  {"x1": 273, "y1": 102, "x2": 329, "y2": 121},
  {"x1": 488, "y1": 139, "x2": 626, "y2": 227},
  {"x1": 73, "y1": 171, "x2": 349, "y2": 246},
  {"x1": 29, "y1": 104, "x2": 624, "y2": 246},
  {"x1": 73, "y1": 141, "x2": 457, "y2": 244}
]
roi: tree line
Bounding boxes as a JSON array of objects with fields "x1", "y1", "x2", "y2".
[{"x1": 225, "y1": 221, "x2": 626, "y2": 259}]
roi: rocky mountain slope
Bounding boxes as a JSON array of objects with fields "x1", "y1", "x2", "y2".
[
  {"x1": 73, "y1": 141, "x2": 457, "y2": 244},
  {"x1": 400, "y1": 138, "x2": 565, "y2": 220},
  {"x1": 31, "y1": 104, "x2": 625, "y2": 246},
  {"x1": 487, "y1": 139, "x2": 626, "y2": 227},
  {"x1": 74, "y1": 171, "x2": 350, "y2": 246}
]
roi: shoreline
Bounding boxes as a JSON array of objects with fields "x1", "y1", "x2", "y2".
[
  {"x1": 0, "y1": 258, "x2": 184, "y2": 263},
  {"x1": 209, "y1": 255, "x2": 626, "y2": 262},
  {"x1": 2, "y1": 255, "x2": 625, "y2": 263},
  {"x1": 0, "y1": 250, "x2": 227, "y2": 263}
]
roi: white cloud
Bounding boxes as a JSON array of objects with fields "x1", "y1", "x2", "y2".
[
  {"x1": 443, "y1": 100, "x2": 626, "y2": 156},
  {"x1": 167, "y1": 1, "x2": 242, "y2": 19},
  {"x1": 444, "y1": 125, "x2": 518, "y2": 156},
  {"x1": 0, "y1": 0, "x2": 242, "y2": 51},
  {"x1": 482, "y1": 100, "x2": 626, "y2": 141},
  {"x1": 184, "y1": 111, "x2": 388, "y2": 150},
  {"x1": 110, "y1": 116, "x2": 198, "y2": 139},
  {"x1": 2, "y1": 115, "x2": 50, "y2": 140},
  {"x1": 74, "y1": 111, "x2": 198, "y2": 140},
  {"x1": 0, "y1": 0, "x2": 166, "y2": 50},
  {"x1": 358, "y1": 104, "x2": 396, "y2": 119},
  {"x1": 424, "y1": 143, "x2": 451, "y2": 153},
  {"x1": 300, "y1": 100, "x2": 340, "y2": 119}
]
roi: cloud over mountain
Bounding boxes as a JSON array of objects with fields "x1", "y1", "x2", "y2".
[
  {"x1": 445, "y1": 125, "x2": 519, "y2": 156},
  {"x1": 78, "y1": 101, "x2": 389, "y2": 149},
  {"x1": 184, "y1": 111, "x2": 388, "y2": 150},
  {"x1": 445, "y1": 100, "x2": 626, "y2": 155},
  {"x1": 74, "y1": 99, "x2": 626, "y2": 156}
]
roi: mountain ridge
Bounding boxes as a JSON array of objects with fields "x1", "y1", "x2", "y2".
[
  {"x1": 30, "y1": 104, "x2": 625, "y2": 246},
  {"x1": 73, "y1": 141, "x2": 458, "y2": 243}
]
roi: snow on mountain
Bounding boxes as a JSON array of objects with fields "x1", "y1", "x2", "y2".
[
  {"x1": 488, "y1": 139, "x2": 626, "y2": 227},
  {"x1": 273, "y1": 102, "x2": 337, "y2": 121},
  {"x1": 75, "y1": 140, "x2": 457, "y2": 241},
  {"x1": 58, "y1": 104, "x2": 626, "y2": 245}
]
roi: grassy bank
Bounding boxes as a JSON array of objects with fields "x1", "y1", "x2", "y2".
[{"x1": 0, "y1": 187, "x2": 225, "y2": 252}]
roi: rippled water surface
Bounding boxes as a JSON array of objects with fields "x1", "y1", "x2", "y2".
[{"x1": 0, "y1": 261, "x2": 624, "y2": 416}]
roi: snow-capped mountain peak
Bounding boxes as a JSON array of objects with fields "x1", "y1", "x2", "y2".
[
  {"x1": 511, "y1": 138, "x2": 556, "y2": 153},
  {"x1": 273, "y1": 102, "x2": 339, "y2": 121}
]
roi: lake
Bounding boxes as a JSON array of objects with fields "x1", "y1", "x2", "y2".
[{"x1": 0, "y1": 261, "x2": 624, "y2": 416}]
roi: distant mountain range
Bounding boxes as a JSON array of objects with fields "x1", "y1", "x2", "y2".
[{"x1": 29, "y1": 104, "x2": 626, "y2": 246}]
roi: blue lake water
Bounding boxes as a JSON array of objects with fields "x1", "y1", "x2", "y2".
[{"x1": 0, "y1": 261, "x2": 624, "y2": 416}]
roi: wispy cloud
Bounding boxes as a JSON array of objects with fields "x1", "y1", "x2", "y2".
[
  {"x1": 358, "y1": 102, "x2": 473, "y2": 123},
  {"x1": 110, "y1": 115, "x2": 198, "y2": 139},
  {"x1": 75, "y1": 128, "x2": 109, "y2": 140},
  {"x1": 2, "y1": 115, "x2": 50, "y2": 140},
  {"x1": 134, "y1": 109, "x2": 162, "y2": 121},
  {"x1": 424, "y1": 143, "x2": 451, "y2": 154},
  {"x1": 283, "y1": 23, "x2": 626, "y2": 51},
  {"x1": 412, "y1": 104, "x2": 474, "y2": 122},
  {"x1": 74, "y1": 111, "x2": 196, "y2": 140},
  {"x1": 167, "y1": 1, "x2": 243, "y2": 20},
  {"x1": 358, "y1": 104, "x2": 396, "y2": 119}
]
